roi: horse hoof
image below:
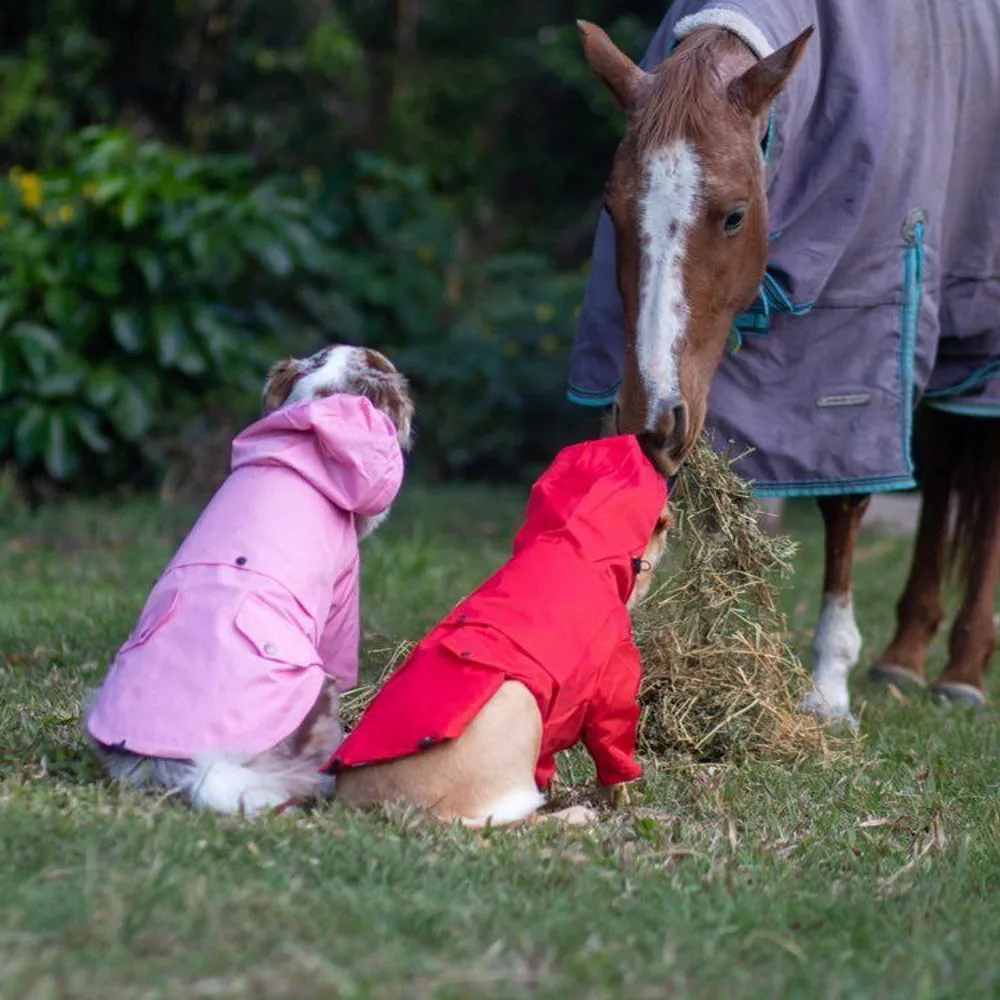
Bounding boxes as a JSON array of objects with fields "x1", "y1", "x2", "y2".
[
  {"x1": 817, "y1": 710, "x2": 860, "y2": 734},
  {"x1": 797, "y1": 693, "x2": 859, "y2": 732},
  {"x1": 930, "y1": 682, "x2": 987, "y2": 708},
  {"x1": 868, "y1": 664, "x2": 926, "y2": 691}
]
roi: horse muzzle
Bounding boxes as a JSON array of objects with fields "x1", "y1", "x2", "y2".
[{"x1": 637, "y1": 394, "x2": 689, "y2": 476}]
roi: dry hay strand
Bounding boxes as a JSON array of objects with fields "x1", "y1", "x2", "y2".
[
  {"x1": 343, "y1": 439, "x2": 849, "y2": 765},
  {"x1": 340, "y1": 642, "x2": 414, "y2": 730},
  {"x1": 635, "y1": 438, "x2": 843, "y2": 763}
]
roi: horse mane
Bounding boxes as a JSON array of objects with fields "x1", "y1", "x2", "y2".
[{"x1": 634, "y1": 29, "x2": 747, "y2": 155}]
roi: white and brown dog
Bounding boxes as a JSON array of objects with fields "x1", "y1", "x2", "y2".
[{"x1": 85, "y1": 345, "x2": 413, "y2": 816}]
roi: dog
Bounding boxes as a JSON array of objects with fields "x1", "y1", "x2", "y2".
[
  {"x1": 85, "y1": 344, "x2": 414, "y2": 816},
  {"x1": 327, "y1": 435, "x2": 670, "y2": 827}
]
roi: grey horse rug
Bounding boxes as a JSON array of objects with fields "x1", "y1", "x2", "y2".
[{"x1": 568, "y1": 0, "x2": 1000, "y2": 497}]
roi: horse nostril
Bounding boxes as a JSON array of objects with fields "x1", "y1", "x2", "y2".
[
  {"x1": 637, "y1": 394, "x2": 690, "y2": 472},
  {"x1": 653, "y1": 394, "x2": 688, "y2": 452},
  {"x1": 671, "y1": 399, "x2": 688, "y2": 448}
]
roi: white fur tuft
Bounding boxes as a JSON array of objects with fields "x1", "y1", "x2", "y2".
[
  {"x1": 180, "y1": 756, "x2": 287, "y2": 815},
  {"x1": 462, "y1": 787, "x2": 547, "y2": 827},
  {"x1": 286, "y1": 345, "x2": 359, "y2": 405}
]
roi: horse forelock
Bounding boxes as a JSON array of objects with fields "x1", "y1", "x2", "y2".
[{"x1": 634, "y1": 29, "x2": 748, "y2": 157}]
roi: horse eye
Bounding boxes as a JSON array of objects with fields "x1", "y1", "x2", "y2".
[{"x1": 723, "y1": 206, "x2": 746, "y2": 235}]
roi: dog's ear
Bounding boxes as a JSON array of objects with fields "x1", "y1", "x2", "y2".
[
  {"x1": 352, "y1": 367, "x2": 415, "y2": 452},
  {"x1": 262, "y1": 358, "x2": 302, "y2": 415}
]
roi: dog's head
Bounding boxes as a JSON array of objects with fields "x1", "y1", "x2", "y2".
[{"x1": 262, "y1": 344, "x2": 414, "y2": 453}]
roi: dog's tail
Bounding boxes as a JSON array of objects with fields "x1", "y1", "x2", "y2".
[
  {"x1": 94, "y1": 748, "x2": 313, "y2": 816},
  {"x1": 184, "y1": 755, "x2": 303, "y2": 815},
  {"x1": 84, "y1": 689, "x2": 325, "y2": 816}
]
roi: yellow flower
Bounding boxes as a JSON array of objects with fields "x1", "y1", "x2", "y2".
[
  {"x1": 539, "y1": 333, "x2": 559, "y2": 356},
  {"x1": 534, "y1": 303, "x2": 556, "y2": 323},
  {"x1": 15, "y1": 172, "x2": 43, "y2": 211},
  {"x1": 82, "y1": 183, "x2": 99, "y2": 201},
  {"x1": 58, "y1": 204, "x2": 75, "y2": 224},
  {"x1": 416, "y1": 245, "x2": 436, "y2": 263}
]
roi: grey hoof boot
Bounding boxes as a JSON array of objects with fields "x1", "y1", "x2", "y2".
[
  {"x1": 868, "y1": 664, "x2": 927, "y2": 692},
  {"x1": 930, "y1": 682, "x2": 987, "y2": 708}
]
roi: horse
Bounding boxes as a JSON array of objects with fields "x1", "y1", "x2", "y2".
[{"x1": 568, "y1": 1, "x2": 1000, "y2": 723}]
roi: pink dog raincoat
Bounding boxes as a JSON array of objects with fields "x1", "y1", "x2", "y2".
[{"x1": 87, "y1": 394, "x2": 404, "y2": 759}]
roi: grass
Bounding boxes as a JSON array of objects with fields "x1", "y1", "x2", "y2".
[{"x1": 2, "y1": 486, "x2": 1000, "y2": 999}]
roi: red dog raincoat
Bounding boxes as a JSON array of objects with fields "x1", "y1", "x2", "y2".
[{"x1": 327, "y1": 435, "x2": 668, "y2": 789}]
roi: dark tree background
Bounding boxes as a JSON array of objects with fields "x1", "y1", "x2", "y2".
[{"x1": 0, "y1": 1, "x2": 665, "y2": 488}]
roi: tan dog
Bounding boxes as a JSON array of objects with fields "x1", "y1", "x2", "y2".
[{"x1": 329, "y1": 436, "x2": 671, "y2": 827}]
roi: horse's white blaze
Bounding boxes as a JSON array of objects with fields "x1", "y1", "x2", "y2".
[
  {"x1": 800, "y1": 593, "x2": 862, "y2": 720},
  {"x1": 637, "y1": 141, "x2": 701, "y2": 429}
]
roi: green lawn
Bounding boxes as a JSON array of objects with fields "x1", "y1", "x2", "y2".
[{"x1": 2, "y1": 486, "x2": 999, "y2": 999}]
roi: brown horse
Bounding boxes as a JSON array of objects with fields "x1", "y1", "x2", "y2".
[{"x1": 576, "y1": 18, "x2": 1000, "y2": 722}]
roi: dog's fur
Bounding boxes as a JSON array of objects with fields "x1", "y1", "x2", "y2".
[
  {"x1": 88, "y1": 345, "x2": 414, "y2": 817},
  {"x1": 335, "y1": 503, "x2": 672, "y2": 828}
]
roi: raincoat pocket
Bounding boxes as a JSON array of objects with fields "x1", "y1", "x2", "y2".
[
  {"x1": 118, "y1": 589, "x2": 179, "y2": 655},
  {"x1": 234, "y1": 592, "x2": 321, "y2": 669}
]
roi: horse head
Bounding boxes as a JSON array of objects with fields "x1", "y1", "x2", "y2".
[{"x1": 578, "y1": 20, "x2": 812, "y2": 474}]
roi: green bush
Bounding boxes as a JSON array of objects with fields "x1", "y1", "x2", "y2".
[
  {"x1": 0, "y1": 132, "x2": 589, "y2": 489},
  {"x1": 0, "y1": 127, "x2": 335, "y2": 486}
]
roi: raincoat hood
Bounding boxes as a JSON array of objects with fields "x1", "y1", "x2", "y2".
[
  {"x1": 513, "y1": 435, "x2": 668, "y2": 600},
  {"x1": 231, "y1": 394, "x2": 403, "y2": 518}
]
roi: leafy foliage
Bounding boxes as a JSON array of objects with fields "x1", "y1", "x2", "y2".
[
  {"x1": 0, "y1": 1, "x2": 667, "y2": 487},
  {"x1": 0, "y1": 127, "x2": 333, "y2": 484}
]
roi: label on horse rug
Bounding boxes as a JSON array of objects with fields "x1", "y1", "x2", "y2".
[{"x1": 816, "y1": 393, "x2": 871, "y2": 409}]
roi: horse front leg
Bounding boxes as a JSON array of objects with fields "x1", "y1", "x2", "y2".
[{"x1": 799, "y1": 494, "x2": 870, "y2": 722}]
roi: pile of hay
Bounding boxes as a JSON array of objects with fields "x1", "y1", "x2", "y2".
[
  {"x1": 343, "y1": 438, "x2": 839, "y2": 764},
  {"x1": 634, "y1": 439, "x2": 831, "y2": 762}
]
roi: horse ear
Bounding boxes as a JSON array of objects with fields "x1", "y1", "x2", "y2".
[
  {"x1": 577, "y1": 20, "x2": 650, "y2": 114},
  {"x1": 727, "y1": 25, "x2": 814, "y2": 118}
]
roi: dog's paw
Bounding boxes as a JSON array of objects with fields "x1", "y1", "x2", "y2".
[
  {"x1": 543, "y1": 805, "x2": 598, "y2": 826},
  {"x1": 597, "y1": 780, "x2": 640, "y2": 810}
]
